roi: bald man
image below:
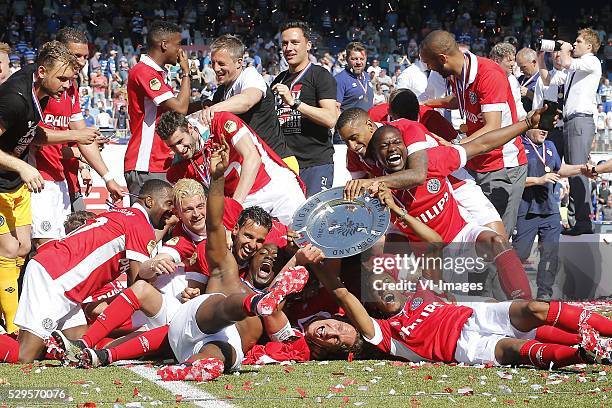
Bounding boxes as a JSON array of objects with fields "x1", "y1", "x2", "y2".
[
  {"x1": 420, "y1": 30, "x2": 527, "y2": 241},
  {"x1": 516, "y1": 48, "x2": 540, "y2": 112}
]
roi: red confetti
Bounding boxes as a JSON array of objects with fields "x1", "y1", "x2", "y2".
[
  {"x1": 224, "y1": 395, "x2": 234, "y2": 399},
  {"x1": 343, "y1": 379, "x2": 356, "y2": 386},
  {"x1": 77, "y1": 403, "x2": 96, "y2": 408},
  {"x1": 347, "y1": 352, "x2": 354, "y2": 362},
  {"x1": 392, "y1": 361, "x2": 406, "y2": 366},
  {"x1": 296, "y1": 387, "x2": 307, "y2": 398},
  {"x1": 504, "y1": 400, "x2": 516, "y2": 405},
  {"x1": 424, "y1": 375, "x2": 433, "y2": 380},
  {"x1": 444, "y1": 387, "x2": 454, "y2": 393},
  {"x1": 224, "y1": 384, "x2": 234, "y2": 390},
  {"x1": 342, "y1": 396, "x2": 350, "y2": 403},
  {"x1": 133, "y1": 387, "x2": 140, "y2": 397},
  {"x1": 284, "y1": 366, "x2": 295, "y2": 373},
  {"x1": 279, "y1": 387, "x2": 287, "y2": 392},
  {"x1": 113, "y1": 379, "x2": 123, "y2": 386},
  {"x1": 175, "y1": 395, "x2": 183, "y2": 403},
  {"x1": 71, "y1": 379, "x2": 86, "y2": 385},
  {"x1": 243, "y1": 381, "x2": 253, "y2": 387},
  {"x1": 114, "y1": 399, "x2": 124, "y2": 404}
]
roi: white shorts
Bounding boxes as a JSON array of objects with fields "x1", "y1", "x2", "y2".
[
  {"x1": 15, "y1": 260, "x2": 87, "y2": 339},
  {"x1": 453, "y1": 180, "x2": 502, "y2": 227},
  {"x1": 454, "y1": 301, "x2": 535, "y2": 365},
  {"x1": 132, "y1": 292, "x2": 182, "y2": 330},
  {"x1": 243, "y1": 167, "x2": 306, "y2": 225},
  {"x1": 31, "y1": 179, "x2": 71, "y2": 239},
  {"x1": 443, "y1": 223, "x2": 493, "y2": 284},
  {"x1": 168, "y1": 294, "x2": 244, "y2": 370}
]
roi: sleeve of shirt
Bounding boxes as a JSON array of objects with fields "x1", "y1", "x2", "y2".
[
  {"x1": 392, "y1": 120, "x2": 431, "y2": 155},
  {"x1": 316, "y1": 69, "x2": 337, "y2": 101},
  {"x1": 125, "y1": 215, "x2": 155, "y2": 263},
  {"x1": 476, "y1": 68, "x2": 510, "y2": 113},
  {"x1": 70, "y1": 85, "x2": 84, "y2": 122},
  {"x1": 335, "y1": 74, "x2": 345, "y2": 104},
  {"x1": 0, "y1": 93, "x2": 28, "y2": 130},
  {"x1": 223, "y1": 197, "x2": 243, "y2": 229},
  {"x1": 427, "y1": 145, "x2": 465, "y2": 177},
  {"x1": 240, "y1": 67, "x2": 268, "y2": 95},
  {"x1": 346, "y1": 151, "x2": 368, "y2": 179},
  {"x1": 212, "y1": 112, "x2": 250, "y2": 146},
  {"x1": 420, "y1": 110, "x2": 458, "y2": 141},
  {"x1": 135, "y1": 67, "x2": 174, "y2": 106},
  {"x1": 362, "y1": 318, "x2": 391, "y2": 353},
  {"x1": 569, "y1": 55, "x2": 600, "y2": 74}
]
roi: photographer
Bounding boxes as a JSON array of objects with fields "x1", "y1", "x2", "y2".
[{"x1": 539, "y1": 29, "x2": 602, "y2": 235}]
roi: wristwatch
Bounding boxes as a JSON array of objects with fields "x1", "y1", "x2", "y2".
[{"x1": 291, "y1": 98, "x2": 301, "y2": 110}]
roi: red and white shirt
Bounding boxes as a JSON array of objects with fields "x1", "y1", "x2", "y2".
[
  {"x1": 125, "y1": 54, "x2": 174, "y2": 173},
  {"x1": 391, "y1": 146, "x2": 468, "y2": 243},
  {"x1": 368, "y1": 104, "x2": 458, "y2": 142},
  {"x1": 167, "y1": 112, "x2": 299, "y2": 197},
  {"x1": 30, "y1": 83, "x2": 82, "y2": 182},
  {"x1": 450, "y1": 52, "x2": 526, "y2": 172},
  {"x1": 35, "y1": 204, "x2": 155, "y2": 303},
  {"x1": 364, "y1": 285, "x2": 473, "y2": 362}
]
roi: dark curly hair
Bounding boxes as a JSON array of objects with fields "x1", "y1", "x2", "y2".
[{"x1": 237, "y1": 206, "x2": 273, "y2": 231}]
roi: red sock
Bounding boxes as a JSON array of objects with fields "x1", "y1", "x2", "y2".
[
  {"x1": 535, "y1": 326, "x2": 581, "y2": 345},
  {"x1": 82, "y1": 288, "x2": 141, "y2": 348},
  {"x1": 108, "y1": 325, "x2": 169, "y2": 363},
  {"x1": 546, "y1": 301, "x2": 612, "y2": 337},
  {"x1": 0, "y1": 334, "x2": 18, "y2": 363},
  {"x1": 494, "y1": 249, "x2": 532, "y2": 300},
  {"x1": 94, "y1": 337, "x2": 115, "y2": 350},
  {"x1": 519, "y1": 340, "x2": 583, "y2": 369}
]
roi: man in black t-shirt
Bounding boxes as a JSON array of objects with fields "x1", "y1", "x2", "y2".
[
  {"x1": 0, "y1": 41, "x2": 98, "y2": 334},
  {"x1": 271, "y1": 21, "x2": 338, "y2": 197}
]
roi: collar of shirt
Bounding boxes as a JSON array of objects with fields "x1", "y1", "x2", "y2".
[
  {"x1": 140, "y1": 54, "x2": 168, "y2": 74},
  {"x1": 131, "y1": 202, "x2": 153, "y2": 227},
  {"x1": 181, "y1": 222, "x2": 206, "y2": 242},
  {"x1": 465, "y1": 51, "x2": 479, "y2": 87}
]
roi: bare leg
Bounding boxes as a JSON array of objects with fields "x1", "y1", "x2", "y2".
[{"x1": 17, "y1": 330, "x2": 46, "y2": 363}]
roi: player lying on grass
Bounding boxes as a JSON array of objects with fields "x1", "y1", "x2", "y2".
[
  {"x1": 306, "y1": 184, "x2": 612, "y2": 368},
  {"x1": 0, "y1": 180, "x2": 174, "y2": 363}
]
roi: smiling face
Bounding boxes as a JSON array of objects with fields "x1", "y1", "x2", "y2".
[
  {"x1": 147, "y1": 188, "x2": 175, "y2": 230},
  {"x1": 347, "y1": 50, "x2": 366, "y2": 75},
  {"x1": 304, "y1": 318, "x2": 359, "y2": 353},
  {"x1": 164, "y1": 124, "x2": 198, "y2": 160},
  {"x1": 248, "y1": 244, "x2": 278, "y2": 289},
  {"x1": 232, "y1": 219, "x2": 269, "y2": 263},
  {"x1": 366, "y1": 272, "x2": 406, "y2": 315},
  {"x1": 211, "y1": 48, "x2": 242, "y2": 85},
  {"x1": 176, "y1": 194, "x2": 206, "y2": 235},
  {"x1": 338, "y1": 118, "x2": 376, "y2": 157},
  {"x1": 372, "y1": 127, "x2": 408, "y2": 173},
  {"x1": 281, "y1": 27, "x2": 311, "y2": 69}
]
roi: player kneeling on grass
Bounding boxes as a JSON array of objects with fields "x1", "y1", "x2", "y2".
[
  {"x1": 304, "y1": 185, "x2": 612, "y2": 368},
  {"x1": 0, "y1": 180, "x2": 174, "y2": 363}
]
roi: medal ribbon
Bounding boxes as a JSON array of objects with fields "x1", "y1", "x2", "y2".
[
  {"x1": 527, "y1": 138, "x2": 549, "y2": 172},
  {"x1": 356, "y1": 72, "x2": 369, "y2": 101},
  {"x1": 455, "y1": 53, "x2": 470, "y2": 119},
  {"x1": 31, "y1": 75, "x2": 44, "y2": 121}
]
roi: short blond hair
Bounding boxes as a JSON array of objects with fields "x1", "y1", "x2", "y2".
[
  {"x1": 578, "y1": 28, "x2": 601, "y2": 53},
  {"x1": 36, "y1": 41, "x2": 79, "y2": 70},
  {"x1": 173, "y1": 178, "x2": 206, "y2": 207},
  {"x1": 210, "y1": 34, "x2": 245, "y2": 61},
  {"x1": 0, "y1": 42, "x2": 9, "y2": 55}
]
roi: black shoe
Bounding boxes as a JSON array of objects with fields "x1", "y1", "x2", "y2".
[
  {"x1": 50, "y1": 330, "x2": 87, "y2": 363},
  {"x1": 561, "y1": 227, "x2": 594, "y2": 236},
  {"x1": 79, "y1": 347, "x2": 110, "y2": 368}
]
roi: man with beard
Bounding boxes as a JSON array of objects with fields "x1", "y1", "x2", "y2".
[
  {"x1": 158, "y1": 110, "x2": 305, "y2": 225},
  {"x1": 0, "y1": 41, "x2": 99, "y2": 334},
  {"x1": 0, "y1": 179, "x2": 174, "y2": 363},
  {"x1": 420, "y1": 30, "x2": 527, "y2": 241},
  {"x1": 335, "y1": 42, "x2": 374, "y2": 112}
]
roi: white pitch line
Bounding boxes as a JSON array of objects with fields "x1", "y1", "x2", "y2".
[{"x1": 126, "y1": 365, "x2": 234, "y2": 408}]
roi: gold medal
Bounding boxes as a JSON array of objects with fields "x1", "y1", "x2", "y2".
[{"x1": 544, "y1": 166, "x2": 551, "y2": 173}]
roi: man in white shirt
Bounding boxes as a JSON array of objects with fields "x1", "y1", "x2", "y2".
[
  {"x1": 489, "y1": 42, "x2": 527, "y2": 120},
  {"x1": 395, "y1": 58, "x2": 428, "y2": 97},
  {"x1": 200, "y1": 34, "x2": 298, "y2": 174},
  {"x1": 540, "y1": 28, "x2": 602, "y2": 235}
]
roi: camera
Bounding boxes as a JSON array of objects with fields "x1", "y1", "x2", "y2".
[{"x1": 536, "y1": 39, "x2": 564, "y2": 52}]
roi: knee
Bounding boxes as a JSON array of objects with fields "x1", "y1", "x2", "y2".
[
  {"x1": 526, "y1": 300, "x2": 549, "y2": 323},
  {"x1": 130, "y1": 279, "x2": 151, "y2": 299}
]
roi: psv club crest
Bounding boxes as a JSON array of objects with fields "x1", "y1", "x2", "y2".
[
  {"x1": 469, "y1": 91, "x2": 477, "y2": 105},
  {"x1": 426, "y1": 179, "x2": 441, "y2": 194}
]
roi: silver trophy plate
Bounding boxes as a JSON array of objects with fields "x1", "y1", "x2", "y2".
[{"x1": 291, "y1": 187, "x2": 390, "y2": 258}]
